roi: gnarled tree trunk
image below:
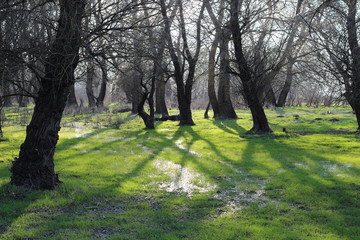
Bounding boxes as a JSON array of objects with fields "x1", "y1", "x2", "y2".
[{"x1": 10, "y1": 0, "x2": 86, "y2": 190}]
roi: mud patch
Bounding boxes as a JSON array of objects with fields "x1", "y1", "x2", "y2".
[
  {"x1": 294, "y1": 161, "x2": 311, "y2": 169},
  {"x1": 214, "y1": 181, "x2": 269, "y2": 213},
  {"x1": 175, "y1": 139, "x2": 202, "y2": 156},
  {"x1": 153, "y1": 159, "x2": 216, "y2": 196},
  {"x1": 137, "y1": 144, "x2": 154, "y2": 155},
  {"x1": 321, "y1": 161, "x2": 352, "y2": 176}
]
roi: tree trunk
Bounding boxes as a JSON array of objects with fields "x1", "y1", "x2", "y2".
[
  {"x1": 277, "y1": 58, "x2": 295, "y2": 107},
  {"x1": 86, "y1": 63, "x2": 96, "y2": 108},
  {"x1": 10, "y1": 0, "x2": 86, "y2": 190},
  {"x1": 155, "y1": 74, "x2": 168, "y2": 116},
  {"x1": 17, "y1": 67, "x2": 28, "y2": 107},
  {"x1": 160, "y1": 0, "x2": 204, "y2": 126},
  {"x1": 218, "y1": 27, "x2": 237, "y2": 119},
  {"x1": 138, "y1": 93, "x2": 155, "y2": 129},
  {"x1": 354, "y1": 104, "x2": 360, "y2": 130},
  {"x1": 265, "y1": 87, "x2": 277, "y2": 107},
  {"x1": 204, "y1": 101, "x2": 211, "y2": 119},
  {"x1": 347, "y1": 97, "x2": 360, "y2": 130},
  {"x1": 67, "y1": 84, "x2": 78, "y2": 107},
  {"x1": 207, "y1": 36, "x2": 220, "y2": 118},
  {"x1": 244, "y1": 82, "x2": 272, "y2": 133},
  {"x1": 2, "y1": 76, "x2": 12, "y2": 107},
  {"x1": 230, "y1": 0, "x2": 271, "y2": 133},
  {"x1": 138, "y1": 63, "x2": 156, "y2": 129},
  {"x1": 131, "y1": 78, "x2": 142, "y2": 114},
  {"x1": 176, "y1": 72, "x2": 195, "y2": 126},
  {"x1": 346, "y1": 0, "x2": 360, "y2": 130},
  {"x1": 96, "y1": 58, "x2": 107, "y2": 108},
  {"x1": 0, "y1": 97, "x2": 3, "y2": 138}
]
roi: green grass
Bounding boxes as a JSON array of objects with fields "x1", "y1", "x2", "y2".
[{"x1": 0, "y1": 106, "x2": 359, "y2": 239}]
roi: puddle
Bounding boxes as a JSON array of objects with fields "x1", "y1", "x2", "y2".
[
  {"x1": 153, "y1": 159, "x2": 216, "y2": 196},
  {"x1": 214, "y1": 181, "x2": 269, "y2": 213},
  {"x1": 137, "y1": 144, "x2": 154, "y2": 155},
  {"x1": 294, "y1": 162, "x2": 311, "y2": 169},
  {"x1": 175, "y1": 140, "x2": 202, "y2": 156},
  {"x1": 321, "y1": 161, "x2": 352, "y2": 176}
]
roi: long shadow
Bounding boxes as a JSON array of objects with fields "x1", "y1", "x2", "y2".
[
  {"x1": 0, "y1": 177, "x2": 45, "y2": 238},
  {"x1": 0, "y1": 127, "x2": 113, "y2": 237},
  {"x1": 32, "y1": 122, "x2": 251, "y2": 238},
  {"x1": 34, "y1": 125, "x2": 224, "y2": 238},
  {"x1": 238, "y1": 134, "x2": 360, "y2": 238},
  {"x1": 209, "y1": 119, "x2": 360, "y2": 238},
  {"x1": 3, "y1": 117, "x2": 358, "y2": 238},
  {"x1": 212, "y1": 118, "x2": 246, "y2": 136}
]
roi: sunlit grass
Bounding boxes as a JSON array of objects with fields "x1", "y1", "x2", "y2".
[{"x1": 0, "y1": 106, "x2": 359, "y2": 239}]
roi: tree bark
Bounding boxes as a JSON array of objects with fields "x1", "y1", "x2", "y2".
[
  {"x1": 243, "y1": 82, "x2": 272, "y2": 133},
  {"x1": 67, "y1": 84, "x2": 78, "y2": 107},
  {"x1": 353, "y1": 104, "x2": 360, "y2": 130},
  {"x1": 96, "y1": 58, "x2": 107, "y2": 107},
  {"x1": 2, "y1": 74, "x2": 12, "y2": 107},
  {"x1": 346, "y1": 0, "x2": 360, "y2": 129},
  {"x1": 0, "y1": 97, "x2": 3, "y2": 138},
  {"x1": 204, "y1": 101, "x2": 211, "y2": 119},
  {"x1": 155, "y1": 75, "x2": 168, "y2": 116},
  {"x1": 205, "y1": 0, "x2": 225, "y2": 119},
  {"x1": 131, "y1": 75, "x2": 142, "y2": 114},
  {"x1": 277, "y1": 58, "x2": 295, "y2": 107},
  {"x1": 138, "y1": 67, "x2": 156, "y2": 129},
  {"x1": 218, "y1": 27, "x2": 237, "y2": 119},
  {"x1": 86, "y1": 63, "x2": 96, "y2": 108},
  {"x1": 10, "y1": 0, "x2": 86, "y2": 190},
  {"x1": 264, "y1": 87, "x2": 277, "y2": 107},
  {"x1": 207, "y1": 36, "x2": 220, "y2": 118}
]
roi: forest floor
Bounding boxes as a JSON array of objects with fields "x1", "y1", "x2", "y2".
[{"x1": 0, "y1": 106, "x2": 359, "y2": 239}]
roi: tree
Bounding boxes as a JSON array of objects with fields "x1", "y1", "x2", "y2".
[
  {"x1": 229, "y1": 0, "x2": 272, "y2": 133},
  {"x1": 11, "y1": 0, "x2": 86, "y2": 190},
  {"x1": 311, "y1": 0, "x2": 360, "y2": 129},
  {"x1": 275, "y1": 0, "x2": 307, "y2": 107},
  {"x1": 205, "y1": 0, "x2": 237, "y2": 119},
  {"x1": 160, "y1": 0, "x2": 205, "y2": 125}
]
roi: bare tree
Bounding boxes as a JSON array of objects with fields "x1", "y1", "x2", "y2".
[
  {"x1": 311, "y1": 0, "x2": 360, "y2": 129},
  {"x1": 11, "y1": 0, "x2": 86, "y2": 190},
  {"x1": 160, "y1": 0, "x2": 205, "y2": 125},
  {"x1": 205, "y1": 0, "x2": 237, "y2": 119}
]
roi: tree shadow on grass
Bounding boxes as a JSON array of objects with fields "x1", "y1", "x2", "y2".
[
  {"x1": 237, "y1": 133, "x2": 360, "y2": 239},
  {"x1": 2, "y1": 119, "x2": 359, "y2": 239},
  {"x1": 0, "y1": 127, "x2": 115, "y2": 238},
  {"x1": 212, "y1": 118, "x2": 246, "y2": 136},
  {"x1": 35, "y1": 125, "x2": 229, "y2": 239},
  {"x1": 18, "y1": 123, "x2": 254, "y2": 239}
]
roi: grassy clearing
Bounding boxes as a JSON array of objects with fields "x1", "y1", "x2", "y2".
[{"x1": 0, "y1": 106, "x2": 359, "y2": 239}]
